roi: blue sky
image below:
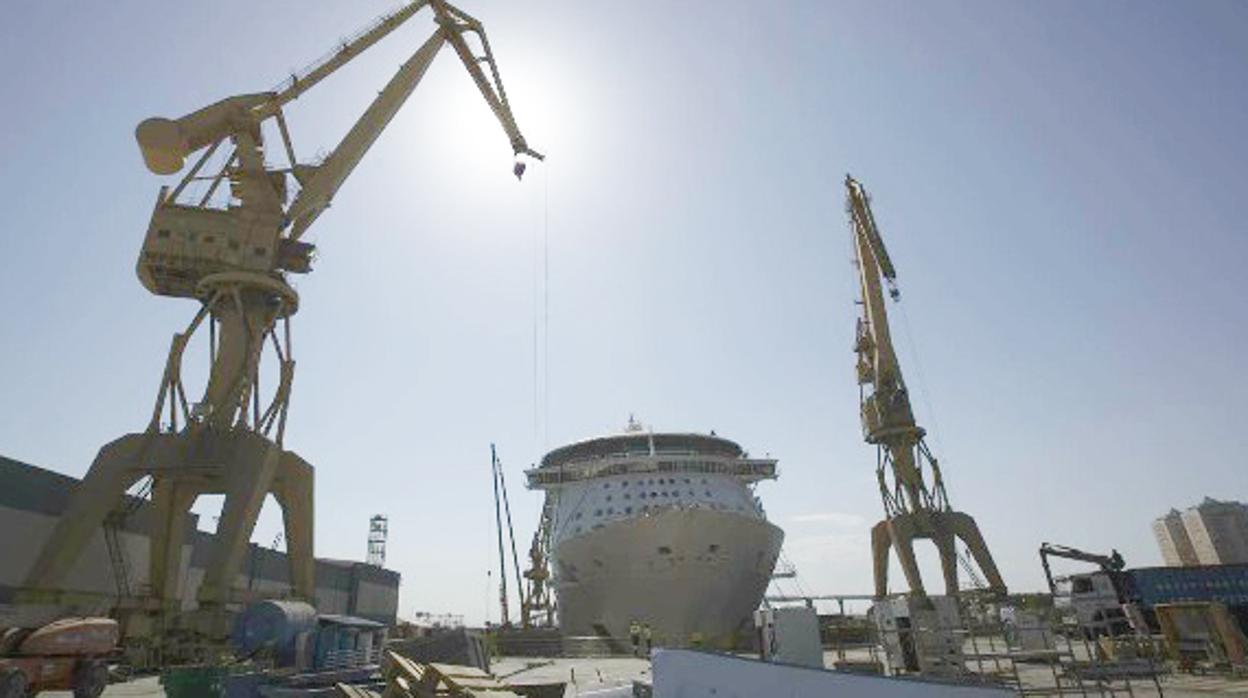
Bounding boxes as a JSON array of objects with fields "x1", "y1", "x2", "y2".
[{"x1": 2, "y1": 1, "x2": 1246, "y2": 622}]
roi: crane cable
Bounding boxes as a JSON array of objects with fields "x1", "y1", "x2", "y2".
[{"x1": 895, "y1": 298, "x2": 948, "y2": 463}]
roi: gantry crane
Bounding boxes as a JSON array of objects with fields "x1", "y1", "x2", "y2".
[
  {"x1": 845, "y1": 175, "x2": 1005, "y2": 599},
  {"x1": 24, "y1": 0, "x2": 541, "y2": 636}
]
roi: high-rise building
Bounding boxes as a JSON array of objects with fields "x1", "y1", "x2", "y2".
[
  {"x1": 1152, "y1": 509, "x2": 1199, "y2": 567},
  {"x1": 1155, "y1": 498, "x2": 1248, "y2": 566},
  {"x1": 1181, "y1": 498, "x2": 1248, "y2": 565}
]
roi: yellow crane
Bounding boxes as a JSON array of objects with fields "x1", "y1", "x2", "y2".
[
  {"x1": 845, "y1": 175, "x2": 1005, "y2": 599},
  {"x1": 24, "y1": 0, "x2": 541, "y2": 638}
]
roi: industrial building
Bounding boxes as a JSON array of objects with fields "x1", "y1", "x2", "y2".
[
  {"x1": 1153, "y1": 497, "x2": 1248, "y2": 566},
  {"x1": 0, "y1": 455, "x2": 399, "y2": 625}
]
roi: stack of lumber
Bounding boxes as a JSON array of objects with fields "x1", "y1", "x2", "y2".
[{"x1": 337, "y1": 651, "x2": 522, "y2": 698}]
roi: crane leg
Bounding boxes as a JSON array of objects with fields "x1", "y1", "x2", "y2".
[
  {"x1": 871, "y1": 520, "x2": 892, "y2": 598},
  {"x1": 933, "y1": 529, "x2": 961, "y2": 596},
  {"x1": 273, "y1": 451, "x2": 315, "y2": 600},
  {"x1": 149, "y1": 476, "x2": 201, "y2": 605},
  {"x1": 196, "y1": 432, "x2": 282, "y2": 606},
  {"x1": 886, "y1": 515, "x2": 927, "y2": 597},
  {"x1": 23, "y1": 434, "x2": 149, "y2": 590},
  {"x1": 948, "y1": 512, "x2": 1007, "y2": 594}
]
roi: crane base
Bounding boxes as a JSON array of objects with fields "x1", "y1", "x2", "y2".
[
  {"x1": 22, "y1": 429, "x2": 314, "y2": 621},
  {"x1": 871, "y1": 509, "x2": 1005, "y2": 598}
]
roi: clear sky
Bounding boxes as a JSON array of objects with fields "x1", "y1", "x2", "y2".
[{"x1": 2, "y1": 1, "x2": 1246, "y2": 623}]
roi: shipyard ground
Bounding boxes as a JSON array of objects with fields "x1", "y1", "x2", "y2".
[{"x1": 38, "y1": 652, "x2": 1248, "y2": 698}]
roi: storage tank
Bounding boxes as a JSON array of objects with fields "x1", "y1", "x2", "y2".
[{"x1": 231, "y1": 600, "x2": 318, "y2": 662}]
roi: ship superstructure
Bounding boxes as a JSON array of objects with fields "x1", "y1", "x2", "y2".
[{"x1": 525, "y1": 425, "x2": 783, "y2": 647}]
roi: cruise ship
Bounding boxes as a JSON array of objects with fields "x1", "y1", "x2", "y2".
[{"x1": 525, "y1": 423, "x2": 784, "y2": 648}]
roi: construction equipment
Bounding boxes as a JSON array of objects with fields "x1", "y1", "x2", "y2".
[
  {"x1": 1039, "y1": 543, "x2": 1125, "y2": 595},
  {"x1": 1038, "y1": 543, "x2": 1131, "y2": 640},
  {"x1": 520, "y1": 496, "x2": 557, "y2": 628},
  {"x1": 490, "y1": 445, "x2": 526, "y2": 627},
  {"x1": 845, "y1": 175, "x2": 1005, "y2": 599},
  {"x1": 23, "y1": 0, "x2": 541, "y2": 638},
  {"x1": 1154, "y1": 601, "x2": 1247, "y2": 672},
  {"x1": 0, "y1": 618, "x2": 118, "y2": 698}
]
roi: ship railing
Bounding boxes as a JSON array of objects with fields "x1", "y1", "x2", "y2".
[{"x1": 527, "y1": 456, "x2": 776, "y2": 487}]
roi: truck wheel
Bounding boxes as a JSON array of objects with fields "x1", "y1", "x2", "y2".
[
  {"x1": 73, "y1": 662, "x2": 108, "y2": 698},
  {"x1": 0, "y1": 668, "x2": 29, "y2": 698}
]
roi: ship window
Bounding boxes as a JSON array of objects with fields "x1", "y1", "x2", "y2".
[
  {"x1": 701, "y1": 479, "x2": 708, "y2": 484},
  {"x1": 684, "y1": 478, "x2": 691, "y2": 484},
  {"x1": 658, "y1": 546, "x2": 672, "y2": 555},
  {"x1": 625, "y1": 507, "x2": 633, "y2": 514},
  {"x1": 603, "y1": 483, "x2": 610, "y2": 489},
  {"x1": 253, "y1": 246, "x2": 266, "y2": 256},
  {"x1": 228, "y1": 240, "x2": 240, "y2": 250},
  {"x1": 157, "y1": 229, "x2": 171, "y2": 238},
  {"x1": 623, "y1": 494, "x2": 631, "y2": 500},
  {"x1": 576, "y1": 512, "x2": 583, "y2": 519},
  {"x1": 651, "y1": 492, "x2": 657, "y2": 498},
  {"x1": 661, "y1": 492, "x2": 668, "y2": 498},
  {"x1": 607, "y1": 508, "x2": 614, "y2": 514},
  {"x1": 709, "y1": 544, "x2": 720, "y2": 553},
  {"x1": 688, "y1": 490, "x2": 695, "y2": 496},
  {"x1": 606, "y1": 495, "x2": 612, "y2": 501},
  {"x1": 594, "y1": 509, "x2": 603, "y2": 516},
  {"x1": 204, "y1": 235, "x2": 215, "y2": 244},
  {"x1": 705, "y1": 490, "x2": 711, "y2": 497}
]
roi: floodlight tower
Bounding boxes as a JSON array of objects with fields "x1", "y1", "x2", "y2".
[
  {"x1": 367, "y1": 515, "x2": 389, "y2": 568},
  {"x1": 23, "y1": 0, "x2": 540, "y2": 634}
]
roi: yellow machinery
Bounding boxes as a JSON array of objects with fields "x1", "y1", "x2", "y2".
[
  {"x1": 1155, "y1": 602, "x2": 1247, "y2": 671},
  {"x1": 845, "y1": 175, "x2": 1005, "y2": 599},
  {"x1": 24, "y1": 0, "x2": 541, "y2": 639}
]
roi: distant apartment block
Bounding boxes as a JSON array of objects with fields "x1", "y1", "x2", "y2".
[
  {"x1": 1152, "y1": 509, "x2": 1199, "y2": 566},
  {"x1": 1154, "y1": 498, "x2": 1248, "y2": 566}
]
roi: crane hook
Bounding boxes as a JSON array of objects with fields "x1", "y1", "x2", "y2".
[{"x1": 513, "y1": 160, "x2": 527, "y2": 180}]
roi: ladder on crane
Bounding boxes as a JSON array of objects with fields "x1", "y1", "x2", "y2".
[{"x1": 102, "y1": 476, "x2": 154, "y2": 598}]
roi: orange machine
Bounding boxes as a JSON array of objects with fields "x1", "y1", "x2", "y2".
[{"x1": 0, "y1": 618, "x2": 118, "y2": 698}]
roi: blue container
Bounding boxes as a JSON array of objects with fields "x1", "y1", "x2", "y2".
[
  {"x1": 231, "y1": 600, "x2": 319, "y2": 663},
  {"x1": 1124, "y1": 564, "x2": 1248, "y2": 607}
]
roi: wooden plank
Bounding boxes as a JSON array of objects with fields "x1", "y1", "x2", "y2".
[
  {"x1": 334, "y1": 683, "x2": 381, "y2": 698},
  {"x1": 428, "y1": 663, "x2": 492, "y2": 679}
]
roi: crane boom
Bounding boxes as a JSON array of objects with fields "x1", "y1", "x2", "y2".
[
  {"x1": 1039, "y1": 542, "x2": 1126, "y2": 593},
  {"x1": 264, "y1": 2, "x2": 434, "y2": 113},
  {"x1": 286, "y1": 0, "x2": 544, "y2": 240}
]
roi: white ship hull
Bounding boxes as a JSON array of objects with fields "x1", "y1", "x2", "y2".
[{"x1": 553, "y1": 507, "x2": 784, "y2": 648}]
